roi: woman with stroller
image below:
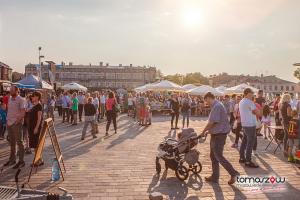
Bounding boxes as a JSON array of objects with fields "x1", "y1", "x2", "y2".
[{"x1": 105, "y1": 91, "x2": 118, "y2": 136}]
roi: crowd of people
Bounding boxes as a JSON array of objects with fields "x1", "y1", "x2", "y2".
[
  {"x1": 1, "y1": 85, "x2": 299, "y2": 174},
  {"x1": 0, "y1": 87, "x2": 121, "y2": 169}
]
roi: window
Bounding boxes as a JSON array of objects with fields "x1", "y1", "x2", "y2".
[
  {"x1": 281, "y1": 86, "x2": 284, "y2": 91},
  {"x1": 269, "y1": 86, "x2": 272, "y2": 91},
  {"x1": 264, "y1": 86, "x2": 267, "y2": 90},
  {"x1": 286, "y1": 86, "x2": 289, "y2": 91},
  {"x1": 274, "y1": 86, "x2": 278, "y2": 91},
  {"x1": 291, "y1": 86, "x2": 295, "y2": 91}
]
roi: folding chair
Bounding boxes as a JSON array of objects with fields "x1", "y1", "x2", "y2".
[{"x1": 265, "y1": 126, "x2": 284, "y2": 154}]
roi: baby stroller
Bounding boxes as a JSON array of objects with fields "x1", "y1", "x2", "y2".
[{"x1": 155, "y1": 128, "x2": 205, "y2": 181}]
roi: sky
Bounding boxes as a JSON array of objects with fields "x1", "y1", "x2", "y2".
[{"x1": 0, "y1": 0, "x2": 300, "y2": 82}]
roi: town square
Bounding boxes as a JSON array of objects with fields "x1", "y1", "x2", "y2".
[{"x1": 1, "y1": 0, "x2": 300, "y2": 199}]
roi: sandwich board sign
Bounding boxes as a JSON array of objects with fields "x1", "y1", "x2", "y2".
[{"x1": 28, "y1": 118, "x2": 66, "y2": 182}]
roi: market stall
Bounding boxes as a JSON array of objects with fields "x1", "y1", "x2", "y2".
[
  {"x1": 224, "y1": 83, "x2": 259, "y2": 95},
  {"x1": 147, "y1": 80, "x2": 185, "y2": 92},
  {"x1": 188, "y1": 85, "x2": 223, "y2": 96},
  {"x1": 182, "y1": 84, "x2": 197, "y2": 91},
  {"x1": 61, "y1": 82, "x2": 87, "y2": 92}
]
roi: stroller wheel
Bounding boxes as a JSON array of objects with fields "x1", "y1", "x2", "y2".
[
  {"x1": 156, "y1": 157, "x2": 161, "y2": 175},
  {"x1": 175, "y1": 165, "x2": 189, "y2": 181},
  {"x1": 192, "y1": 161, "x2": 202, "y2": 174}
]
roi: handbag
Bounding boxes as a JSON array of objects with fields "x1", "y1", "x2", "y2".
[{"x1": 113, "y1": 102, "x2": 120, "y2": 113}]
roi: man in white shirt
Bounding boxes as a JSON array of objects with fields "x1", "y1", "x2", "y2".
[
  {"x1": 77, "y1": 92, "x2": 85, "y2": 122},
  {"x1": 100, "y1": 91, "x2": 106, "y2": 120},
  {"x1": 4, "y1": 86, "x2": 26, "y2": 168},
  {"x1": 239, "y1": 88, "x2": 260, "y2": 168}
]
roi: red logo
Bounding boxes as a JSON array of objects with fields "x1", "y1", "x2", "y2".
[{"x1": 270, "y1": 176, "x2": 276, "y2": 184}]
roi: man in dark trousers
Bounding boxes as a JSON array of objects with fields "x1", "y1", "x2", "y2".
[{"x1": 201, "y1": 92, "x2": 239, "y2": 185}]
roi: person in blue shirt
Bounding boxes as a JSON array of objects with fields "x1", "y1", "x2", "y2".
[
  {"x1": 0, "y1": 102, "x2": 7, "y2": 140},
  {"x1": 201, "y1": 92, "x2": 239, "y2": 185}
]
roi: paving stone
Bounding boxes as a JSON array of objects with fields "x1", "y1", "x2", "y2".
[{"x1": 0, "y1": 115, "x2": 300, "y2": 199}]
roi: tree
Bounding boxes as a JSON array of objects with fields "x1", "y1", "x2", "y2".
[
  {"x1": 183, "y1": 72, "x2": 209, "y2": 85},
  {"x1": 163, "y1": 72, "x2": 209, "y2": 85},
  {"x1": 156, "y1": 69, "x2": 164, "y2": 80},
  {"x1": 164, "y1": 74, "x2": 184, "y2": 85},
  {"x1": 294, "y1": 68, "x2": 300, "y2": 80}
]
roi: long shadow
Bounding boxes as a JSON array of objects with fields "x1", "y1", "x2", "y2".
[
  {"x1": 147, "y1": 172, "x2": 202, "y2": 200},
  {"x1": 241, "y1": 153, "x2": 300, "y2": 199},
  {"x1": 106, "y1": 123, "x2": 148, "y2": 149}
]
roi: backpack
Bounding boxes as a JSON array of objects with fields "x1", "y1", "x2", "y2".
[{"x1": 288, "y1": 119, "x2": 298, "y2": 139}]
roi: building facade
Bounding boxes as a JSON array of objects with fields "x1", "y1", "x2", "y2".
[
  {"x1": 0, "y1": 62, "x2": 13, "y2": 81},
  {"x1": 25, "y1": 62, "x2": 157, "y2": 90},
  {"x1": 210, "y1": 73, "x2": 299, "y2": 94}
]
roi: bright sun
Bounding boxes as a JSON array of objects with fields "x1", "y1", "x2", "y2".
[{"x1": 182, "y1": 9, "x2": 203, "y2": 27}]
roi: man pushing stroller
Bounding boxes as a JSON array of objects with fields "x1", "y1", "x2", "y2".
[{"x1": 200, "y1": 92, "x2": 239, "y2": 185}]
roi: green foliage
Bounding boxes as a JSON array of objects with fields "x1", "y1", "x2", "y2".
[
  {"x1": 164, "y1": 74, "x2": 184, "y2": 85},
  {"x1": 183, "y1": 72, "x2": 209, "y2": 85},
  {"x1": 294, "y1": 68, "x2": 300, "y2": 80},
  {"x1": 164, "y1": 72, "x2": 209, "y2": 85}
]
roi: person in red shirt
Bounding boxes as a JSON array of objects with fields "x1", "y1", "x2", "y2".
[
  {"x1": 105, "y1": 91, "x2": 119, "y2": 136},
  {"x1": 2, "y1": 91, "x2": 10, "y2": 110}
]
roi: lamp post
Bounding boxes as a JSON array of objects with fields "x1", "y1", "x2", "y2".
[{"x1": 38, "y1": 46, "x2": 45, "y2": 80}]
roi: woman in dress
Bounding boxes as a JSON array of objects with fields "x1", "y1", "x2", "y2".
[{"x1": 28, "y1": 91, "x2": 43, "y2": 166}]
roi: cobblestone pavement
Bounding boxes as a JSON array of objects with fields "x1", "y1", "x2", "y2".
[{"x1": 1, "y1": 114, "x2": 300, "y2": 200}]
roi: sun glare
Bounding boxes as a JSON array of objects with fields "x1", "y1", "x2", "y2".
[{"x1": 182, "y1": 9, "x2": 203, "y2": 27}]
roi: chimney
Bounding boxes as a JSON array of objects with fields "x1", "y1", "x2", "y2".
[
  {"x1": 69, "y1": 62, "x2": 73, "y2": 66},
  {"x1": 89, "y1": 63, "x2": 92, "y2": 67},
  {"x1": 106, "y1": 63, "x2": 109, "y2": 67},
  {"x1": 119, "y1": 64, "x2": 122, "y2": 67},
  {"x1": 130, "y1": 64, "x2": 133, "y2": 67},
  {"x1": 261, "y1": 74, "x2": 263, "y2": 77},
  {"x1": 100, "y1": 62, "x2": 103, "y2": 67}
]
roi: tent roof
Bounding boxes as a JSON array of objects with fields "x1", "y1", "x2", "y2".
[
  {"x1": 215, "y1": 86, "x2": 227, "y2": 92},
  {"x1": 225, "y1": 83, "x2": 258, "y2": 94},
  {"x1": 188, "y1": 85, "x2": 223, "y2": 96},
  {"x1": 62, "y1": 82, "x2": 87, "y2": 92},
  {"x1": 182, "y1": 84, "x2": 197, "y2": 90},
  {"x1": 148, "y1": 80, "x2": 184, "y2": 91},
  {"x1": 17, "y1": 74, "x2": 53, "y2": 90}
]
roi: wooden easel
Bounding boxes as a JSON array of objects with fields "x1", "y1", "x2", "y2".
[{"x1": 28, "y1": 118, "x2": 66, "y2": 183}]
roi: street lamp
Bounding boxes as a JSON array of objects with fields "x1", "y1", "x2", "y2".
[{"x1": 38, "y1": 46, "x2": 45, "y2": 80}]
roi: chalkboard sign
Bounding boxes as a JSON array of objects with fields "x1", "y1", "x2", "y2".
[
  {"x1": 47, "y1": 119, "x2": 63, "y2": 162},
  {"x1": 28, "y1": 118, "x2": 66, "y2": 183},
  {"x1": 32, "y1": 122, "x2": 47, "y2": 165}
]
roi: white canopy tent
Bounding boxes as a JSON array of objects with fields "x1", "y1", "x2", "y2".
[
  {"x1": 225, "y1": 83, "x2": 259, "y2": 95},
  {"x1": 62, "y1": 82, "x2": 88, "y2": 92},
  {"x1": 188, "y1": 85, "x2": 223, "y2": 96},
  {"x1": 134, "y1": 83, "x2": 154, "y2": 92},
  {"x1": 215, "y1": 86, "x2": 227, "y2": 93},
  {"x1": 182, "y1": 84, "x2": 197, "y2": 91},
  {"x1": 147, "y1": 80, "x2": 185, "y2": 92}
]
